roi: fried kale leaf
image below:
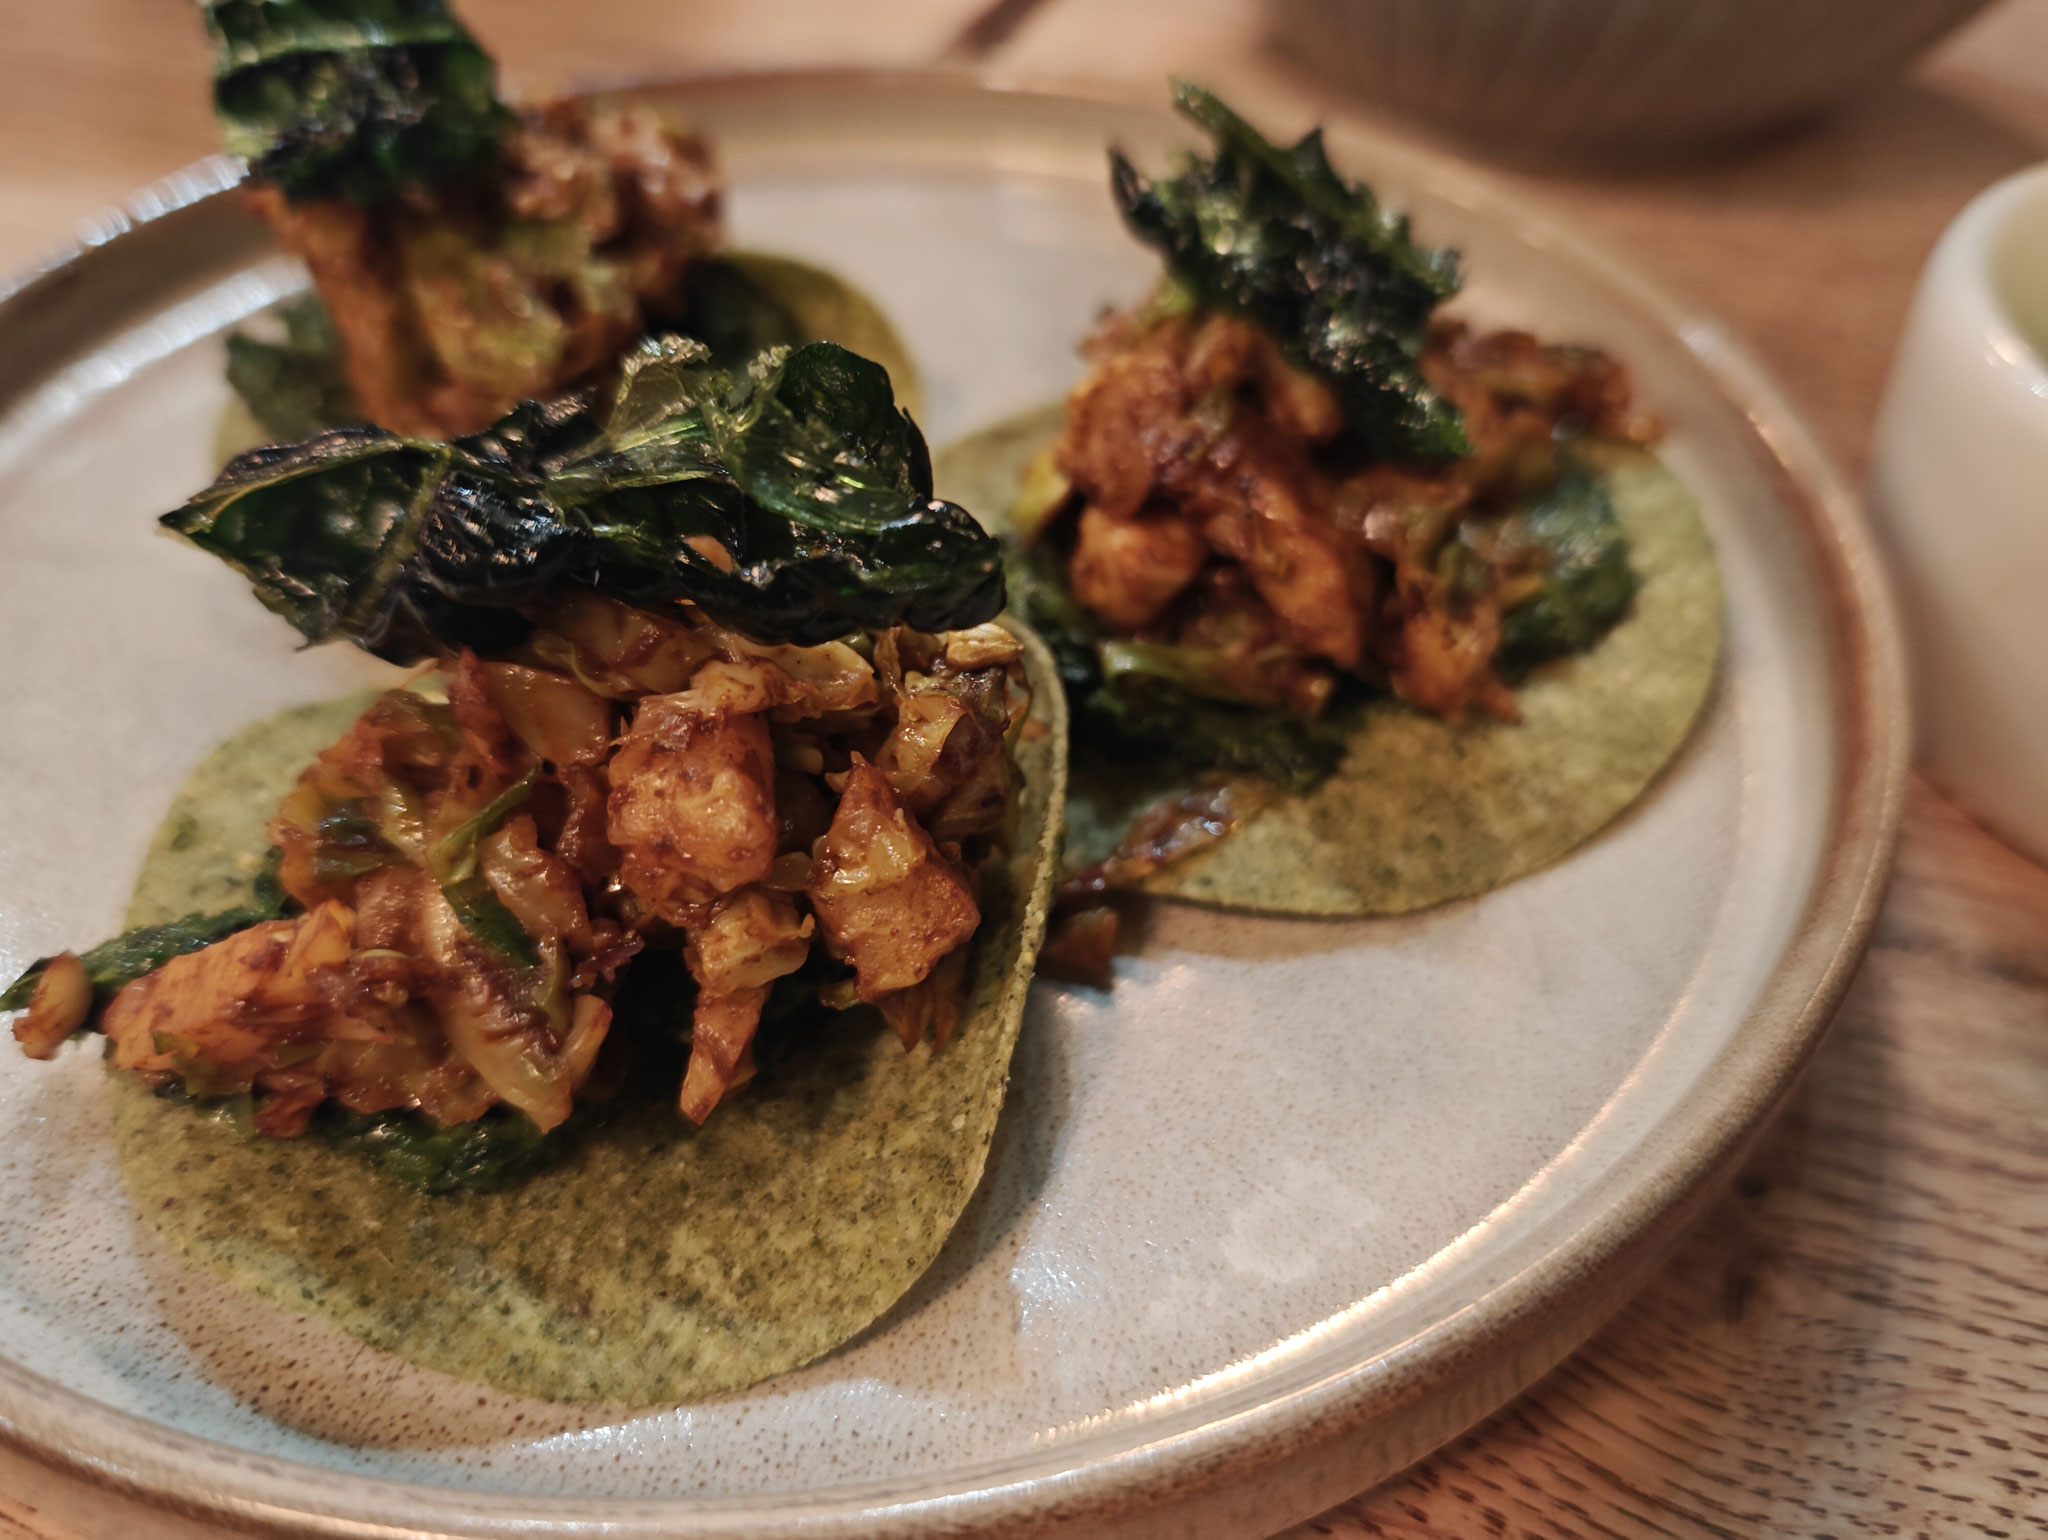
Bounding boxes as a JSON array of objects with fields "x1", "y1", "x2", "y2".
[
  {"x1": 315, "y1": 1101, "x2": 563, "y2": 1192},
  {"x1": 165, "y1": 338, "x2": 1006, "y2": 656},
  {"x1": 199, "y1": 0, "x2": 512, "y2": 204},
  {"x1": 224, "y1": 291, "x2": 364, "y2": 441},
  {"x1": 144, "y1": 1084, "x2": 572, "y2": 1194},
  {"x1": 1111, "y1": 81, "x2": 1467, "y2": 461},
  {"x1": 671, "y1": 255, "x2": 811, "y2": 373},
  {"x1": 0, "y1": 856, "x2": 291, "y2": 1013},
  {"x1": 1490, "y1": 471, "x2": 1640, "y2": 668}
]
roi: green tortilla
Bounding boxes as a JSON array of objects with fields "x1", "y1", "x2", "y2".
[
  {"x1": 215, "y1": 249, "x2": 922, "y2": 462},
  {"x1": 934, "y1": 405, "x2": 1722, "y2": 917},
  {"x1": 108, "y1": 629, "x2": 1065, "y2": 1405}
]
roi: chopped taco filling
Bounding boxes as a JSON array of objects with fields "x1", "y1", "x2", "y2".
[
  {"x1": 1031, "y1": 305, "x2": 1654, "y2": 728},
  {"x1": 204, "y1": 0, "x2": 721, "y2": 437},
  {"x1": 5, "y1": 333, "x2": 1031, "y2": 1180},
  {"x1": 1012, "y1": 85, "x2": 1664, "y2": 965},
  {"x1": 7, "y1": 610, "x2": 1028, "y2": 1142}
]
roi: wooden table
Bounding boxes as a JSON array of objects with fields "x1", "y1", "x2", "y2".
[{"x1": 3, "y1": 3, "x2": 2046, "y2": 1536}]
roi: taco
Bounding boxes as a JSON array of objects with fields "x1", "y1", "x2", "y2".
[
  {"x1": 4, "y1": 338, "x2": 1064, "y2": 1404},
  {"x1": 202, "y1": 0, "x2": 918, "y2": 452},
  {"x1": 933, "y1": 84, "x2": 1721, "y2": 960}
]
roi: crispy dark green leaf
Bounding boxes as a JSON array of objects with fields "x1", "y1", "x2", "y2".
[
  {"x1": 672, "y1": 254, "x2": 809, "y2": 373},
  {"x1": 1112, "y1": 81, "x2": 1467, "y2": 460},
  {"x1": 0, "y1": 853, "x2": 292, "y2": 1013},
  {"x1": 164, "y1": 339, "x2": 1005, "y2": 655},
  {"x1": 224, "y1": 292, "x2": 362, "y2": 441},
  {"x1": 198, "y1": 0, "x2": 511, "y2": 204},
  {"x1": 312, "y1": 1102, "x2": 561, "y2": 1193},
  {"x1": 1489, "y1": 471, "x2": 1640, "y2": 667},
  {"x1": 168, "y1": 426, "x2": 466, "y2": 654}
]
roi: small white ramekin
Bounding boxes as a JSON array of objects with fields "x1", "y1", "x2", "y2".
[{"x1": 1869, "y1": 162, "x2": 2048, "y2": 864}]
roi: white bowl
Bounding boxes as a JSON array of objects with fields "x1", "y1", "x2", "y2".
[
  {"x1": 1870, "y1": 162, "x2": 2048, "y2": 864},
  {"x1": 1268, "y1": 0, "x2": 1998, "y2": 160}
]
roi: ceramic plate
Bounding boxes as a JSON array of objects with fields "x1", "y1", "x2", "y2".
[{"x1": 0, "y1": 74, "x2": 1904, "y2": 1538}]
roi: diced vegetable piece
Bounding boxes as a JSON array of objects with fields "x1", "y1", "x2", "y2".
[
  {"x1": 609, "y1": 697, "x2": 779, "y2": 916},
  {"x1": 11, "y1": 953, "x2": 91, "y2": 1059},
  {"x1": 479, "y1": 816, "x2": 594, "y2": 951},
  {"x1": 559, "y1": 994, "x2": 612, "y2": 1089},
  {"x1": 478, "y1": 663, "x2": 614, "y2": 766},
  {"x1": 807, "y1": 758, "x2": 978, "y2": 1001},
  {"x1": 102, "y1": 905, "x2": 355, "y2": 1093},
  {"x1": 677, "y1": 988, "x2": 765, "y2": 1124}
]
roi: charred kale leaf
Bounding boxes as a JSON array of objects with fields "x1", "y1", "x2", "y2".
[
  {"x1": 316, "y1": 1101, "x2": 561, "y2": 1193},
  {"x1": 165, "y1": 338, "x2": 1006, "y2": 656},
  {"x1": 224, "y1": 292, "x2": 363, "y2": 441},
  {"x1": 1088, "y1": 671, "x2": 1349, "y2": 794},
  {"x1": 1489, "y1": 472, "x2": 1639, "y2": 668},
  {"x1": 1009, "y1": 542, "x2": 1345, "y2": 794},
  {"x1": 199, "y1": 0, "x2": 511, "y2": 204},
  {"x1": 1112, "y1": 81, "x2": 1466, "y2": 461},
  {"x1": 0, "y1": 854, "x2": 291, "y2": 1013},
  {"x1": 149, "y1": 1085, "x2": 567, "y2": 1194},
  {"x1": 672, "y1": 255, "x2": 810, "y2": 373}
]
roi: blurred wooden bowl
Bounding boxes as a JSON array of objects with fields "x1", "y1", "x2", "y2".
[{"x1": 1268, "y1": 0, "x2": 1999, "y2": 161}]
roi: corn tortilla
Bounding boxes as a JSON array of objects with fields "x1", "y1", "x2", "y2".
[{"x1": 108, "y1": 626, "x2": 1065, "y2": 1405}]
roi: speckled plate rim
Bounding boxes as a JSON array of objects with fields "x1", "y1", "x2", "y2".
[{"x1": 0, "y1": 69, "x2": 1908, "y2": 1540}]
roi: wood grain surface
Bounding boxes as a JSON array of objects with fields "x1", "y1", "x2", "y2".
[{"x1": 2, "y1": 2, "x2": 2046, "y2": 1536}]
